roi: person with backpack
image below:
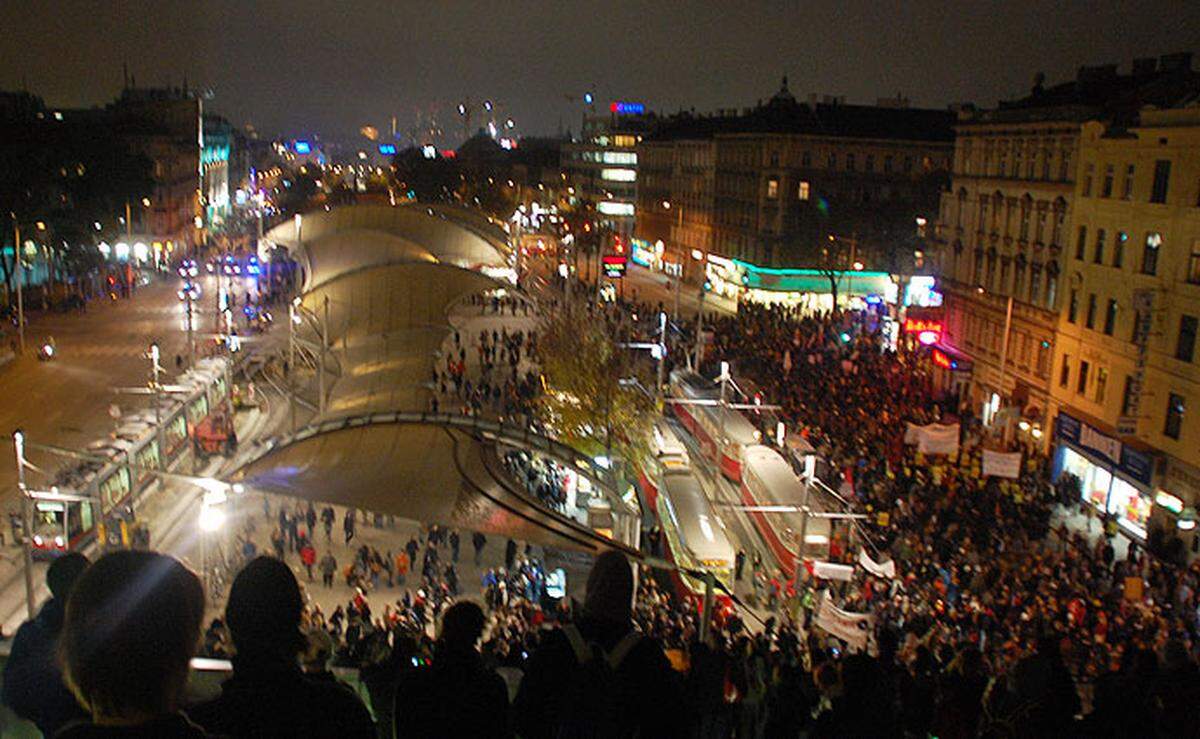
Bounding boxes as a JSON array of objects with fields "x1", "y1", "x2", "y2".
[{"x1": 513, "y1": 550, "x2": 686, "y2": 739}]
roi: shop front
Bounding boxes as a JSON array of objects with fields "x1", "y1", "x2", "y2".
[{"x1": 1053, "y1": 410, "x2": 1156, "y2": 540}]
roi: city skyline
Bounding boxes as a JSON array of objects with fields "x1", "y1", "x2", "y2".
[{"x1": 2, "y1": 0, "x2": 1198, "y2": 143}]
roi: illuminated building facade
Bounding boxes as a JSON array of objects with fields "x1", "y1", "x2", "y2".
[
  {"x1": 561, "y1": 103, "x2": 657, "y2": 237},
  {"x1": 636, "y1": 79, "x2": 952, "y2": 284}
]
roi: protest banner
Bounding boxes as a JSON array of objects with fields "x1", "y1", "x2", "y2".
[
  {"x1": 858, "y1": 550, "x2": 897, "y2": 579},
  {"x1": 811, "y1": 561, "x2": 855, "y2": 581},
  {"x1": 814, "y1": 592, "x2": 874, "y2": 651},
  {"x1": 982, "y1": 449, "x2": 1023, "y2": 479}
]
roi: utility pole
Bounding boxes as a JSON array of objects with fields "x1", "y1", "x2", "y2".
[
  {"x1": 656, "y1": 312, "x2": 667, "y2": 406},
  {"x1": 11, "y1": 215, "x2": 25, "y2": 354},
  {"x1": 288, "y1": 299, "x2": 298, "y2": 431},
  {"x1": 14, "y1": 431, "x2": 34, "y2": 619},
  {"x1": 319, "y1": 295, "x2": 329, "y2": 415},
  {"x1": 693, "y1": 289, "x2": 707, "y2": 369},
  {"x1": 995, "y1": 293, "x2": 1015, "y2": 432}
]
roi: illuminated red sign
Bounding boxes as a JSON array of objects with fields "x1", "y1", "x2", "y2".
[
  {"x1": 602, "y1": 255, "x2": 627, "y2": 278},
  {"x1": 903, "y1": 318, "x2": 943, "y2": 334},
  {"x1": 932, "y1": 348, "x2": 954, "y2": 369}
]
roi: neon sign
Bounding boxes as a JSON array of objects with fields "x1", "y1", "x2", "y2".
[
  {"x1": 293, "y1": 140, "x2": 311, "y2": 154},
  {"x1": 610, "y1": 101, "x2": 645, "y2": 115},
  {"x1": 931, "y1": 348, "x2": 956, "y2": 369},
  {"x1": 903, "y1": 318, "x2": 943, "y2": 335},
  {"x1": 602, "y1": 255, "x2": 627, "y2": 278},
  {"x1": 378, "y1": 144, "x2": 397, "y2": 155}
]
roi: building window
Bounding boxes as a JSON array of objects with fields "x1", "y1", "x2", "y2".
[
  {"x1": 1035, "y1": 209, "x2": 1047, "y2": 243},
  {"x1": 1121, "y1": 375, "x2": 1135, "y2": 416},
  {"x1": 1068, "y1": 289, "x2": 1079, "y2": 323},
  {"x1": 1077, "y1": 360, "x2": 1090, "y2": 394},
  {"x1": 903, "y1": 156, "x2": 913, "y2": 172},
  {"x1": 1085, "y1": 293, "x2": 1097, "y2": 329},
  {"x1": 1096, "y1": 367, "x2": 1109, "y2": 404},
  {"x1": 1093, "y1": 229, "x2": 1106, "y2": 264},
  {"x1": 1164, "y1": 393, "x2": 1186, "y2": 440},
  {"x1": 1188, "y1": 239, "x2": 1200, "y2": 284},
  {"x1": 846, "y1": 154, "x2": 856, "y2": 171},
  {"x1": 1131, "y1": 309, "x2": 1142, "y2": 343},
  {"x1": 1052, "y1": 210, "x2": 1064, "y2": 246},
  {"x1": 1114, "y1": 231, "x2": 1126, "y2": 268},
  {"x1": 1037, "y1": 341, "x2": 1050, "y2": 377},
  {"x1": 828, "y1": 153, "x2": 837, "y2": 170},
  {"x1": 1083, "y1": 163, "x2": 1094, "y2": 196},
  {"x1": 767, "y1": 178, "x2": 779, "y2": 199},
  {"x1": 1059, "y1": 147, "x2": 1071, "y2": 181},
  {"x1": 1060, "y1": 355, "x2": 1071, "y2": 388},
  {"x1": 1101, "y1": 164, "x2": 1114, "y2": 197},
  {"x1": 884, "y1": 155, "x2": 893, "y2": 173},
  {"x1": 801, "y1": 151, "x2": 812, "y2": 168},
  {"x1": 1122, "y1": 164, "x2": 1134, "y2": 199},
  {"x1": 797, "y1": 181, "x2": 810, "y2": 201},
  {"x1": 865, "y1": 155, "x2": 875, "y2": 172},
  {"x1": 1019, "y1": 203, "x2": 1031, "y2": 241},
  {"x1": 1075, "y1": 226, "x2": 1087, "y2": 260},
  {"x1": 1177, "y1": 315, "x2": 1198, "y2": 363},
  {"x1": 1151, "y1": 160, "x2": 1171, "y2": 203},
  {"x1": 1104, "y1": 299, "x2": 1118, "y2": 336},
  {"x1": 1143, "y1": 232, "x2": 1161, "y2": 275},
  {"x1": 1029, "y1": 266, "x2": 1042, "y2": 304}
]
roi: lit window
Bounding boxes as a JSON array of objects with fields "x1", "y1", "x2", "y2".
[
  {"x1": 767, "y1": 179, "x2": 779, "y2": 199},
  {"x1": 798, "y1": 181, "x2": 810, "y2": 201},
  {"x1": 600, "y1": 168, "x2": 636, "y2": 182}
]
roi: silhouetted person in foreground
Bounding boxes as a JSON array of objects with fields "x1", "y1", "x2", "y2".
[
  {"x1": 56, "y1": 550, "x2": 211, "y2": 737},
  {"x1": 394, "y1": 600, "x2": 510, "y2": 738},
  {"x1": 2, "y1": 552, "x2": 90, "y2": 736},
  {"x1": 187, "y1": 555, "x2": 374, "y2": 738},
  {"x1": 514, "y1": 550, "x2": 686, "y2": 739}
]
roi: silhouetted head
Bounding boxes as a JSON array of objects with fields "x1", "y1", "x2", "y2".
[
  {"x1": 301, "y1": 627, "x2": 334, "y2": 673},
  {"x1": 439, "y1": 601, "x2": 486, "y2": 650},
  {"x1": 47, "y1": 552, "x2": 90, "y2": 601},
  {"x1": 225, "y1": 556, "x2": 305, "y2": 658},
  {"x1": 60, "y1": 551, "x2": 203, "y2": 722},
  {"x1": 583, "y1": 550, "x2": 633, "y2": 623}
]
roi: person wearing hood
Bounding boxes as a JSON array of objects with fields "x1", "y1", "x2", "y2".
[
  {"x1": 186, "y1": 556, "x2": 374, "y2": 738},
  {"x1": 2, "y1": 552, "x2": 90, "y2": 736},
  {"x1": 394, "y1": 600, "x2": 510, "y2": 738},
  {"x1": 513, "y1": 550, "x2": 685, "y2": 739}
]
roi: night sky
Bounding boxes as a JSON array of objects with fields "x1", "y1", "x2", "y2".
[{"x1": 2, "y1": 0, "x2": 1197, "y2": 144}]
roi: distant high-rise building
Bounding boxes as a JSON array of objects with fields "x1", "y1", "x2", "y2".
[{"x1": 561, "y1": 103, "x2": 657, "y2": 238}]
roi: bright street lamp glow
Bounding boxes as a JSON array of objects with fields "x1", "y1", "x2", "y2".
[{"x1": 198, "y1": 504, "x2": 225, "y2": 532}]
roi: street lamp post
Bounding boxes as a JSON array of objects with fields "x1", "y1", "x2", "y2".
[
  {"x1": 14, "y1": 431, "x2": 34, "y2": 619},
  {"x1": 11, "y1": 215, "x2": 25, "y2": 354},
  {"x1": 289, "y1": 299, "x2": 298, "y2": 431}
]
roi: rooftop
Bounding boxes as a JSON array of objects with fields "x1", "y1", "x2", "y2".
[{"x1": 647, "y1": 77, "x2": 955, "y2": 144}]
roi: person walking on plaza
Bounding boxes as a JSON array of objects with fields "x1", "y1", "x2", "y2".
[
  {"x1": 305, "y1": 502, "x2": 317, "y2": 538},
  {"x1": 321, "y1": 505, "x2": 335, "y2": 542},
  {"x1": 734, "y1": 549, "x2": 746, "y2": 582},
  {"x1": 188, "y1": 556, "x2": 375, "y2": 738},
  {"x1": 449, "y1": 529, "x2": 461, "y2": 563},
  {"x1": 395, "y1": 549, "x2": 410, "y2": 586},
  {"x1": 299, "y1": 539, "x2": 316, "y2": 581},
  {"x1": 2, "y1": 553, "x2": 90, "y2": 737},
  {"x1": 343, "y1": 508, "x2": 356, "y2": 546},
  {"x1": 505, "y1": 538, "x2": 517, "y2": 571},
  {"x1": 319, "y1": 551, "x2": 338, "y2": 588},
  {"x1": 394, "y1": 601, "x2": 511, "y2": 738},
  {"x1": 472, "y1": 531, "x2": 487, "y2": 566}
]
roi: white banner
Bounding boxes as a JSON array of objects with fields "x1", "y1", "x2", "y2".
[
  {"x1": 982, "y1": 449, "x2": 1023, "y2": 479},
  {"x1": 815, "y1": 592, "x2": 874, "y2": 651},
  {"x1": 916, "y1": 423, "x2": 960, "y2": 455},
  {"x1": 903, "y1": 422, "x2": 921, "y2": 445},
  {"x1": 811, "y1": 561, "x2": 855, "y2": 581},
  {"x1": 858, "y1": 550, "x2": 897, "y2": 579}
]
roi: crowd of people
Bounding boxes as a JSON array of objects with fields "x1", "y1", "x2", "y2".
[{"x1": 431, "y1": 318, "x2": 540, "y2": 421}]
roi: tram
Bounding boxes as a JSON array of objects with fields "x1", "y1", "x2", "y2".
[
  {"x1": 637, "y1": 418, "x2": 691, "y2": 510},
  {"x1": 739, "y1": 443, "x2": 831, "y2": 574},
  {"x1": 667, "y1": 370, "x2": 760, "y2": 481},
  {"x1": 31, "y1": 357, "x2": 232, "y2": 558},
  {"x1": 656, "y1": 469, "x2": 736, "y2": 595}
]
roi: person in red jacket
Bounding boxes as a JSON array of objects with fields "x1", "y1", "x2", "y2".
[{"x1": 299, "y1": 540, "x2": 316, "y2": 582}]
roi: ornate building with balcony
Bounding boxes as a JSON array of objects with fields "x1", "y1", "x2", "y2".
[{"x1": 930, "y1": 52, "x2": 1200, "y2": 553}]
